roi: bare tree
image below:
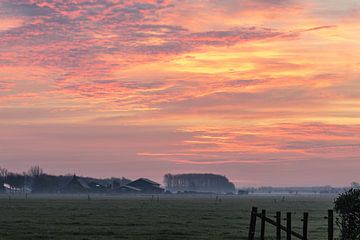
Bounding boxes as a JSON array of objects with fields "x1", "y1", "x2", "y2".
[
  {"x1": 0, "y1": 167, "x2": 8, "y2": 187},
  {"x1": 351, "y1": 182, "x2": 360, "y2": 189},
  {"x1": 28, "y1": 166, "x2": 43, "y2": 177},
  {"x1": 0, "y1": 167, "x2": 8, "y2": 178}
]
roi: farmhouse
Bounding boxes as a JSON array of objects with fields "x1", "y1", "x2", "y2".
[
  {"x1": 60, "y1": 175, "x2": 164, "y2": 194},
  {"x1": 126, "y1": 178, "x2": 164, "y2": 194}
]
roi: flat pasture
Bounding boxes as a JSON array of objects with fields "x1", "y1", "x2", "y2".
[{"x1": 0, "y1": 194, "x2": 338, "y2": 239}]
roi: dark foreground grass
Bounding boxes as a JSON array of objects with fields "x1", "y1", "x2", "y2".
[{"x1": 0, "y1": 194, "x2": 338, "y2": 240}]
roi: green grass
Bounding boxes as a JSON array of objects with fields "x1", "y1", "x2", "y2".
[{"x1": 0, "y1": 194, "x2": 339, "y2": 239}]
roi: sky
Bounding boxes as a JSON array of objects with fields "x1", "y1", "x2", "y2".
[{"x1": 0, "y1": 0, "x2": 359, "y2": 187}]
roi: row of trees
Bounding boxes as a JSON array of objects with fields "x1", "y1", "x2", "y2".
[
  {"x1": 0, "y1": 166, "x2": 43, "y2": 178},
  {"x1": 0, "y1": 166, "x2": 49, "y2": 192},
  {"x1": 164, "y1": 173, "x2": 235, "y2": 193},
  {"x1": 0, "y1": 166, "x2": 130, "y2": 193}
]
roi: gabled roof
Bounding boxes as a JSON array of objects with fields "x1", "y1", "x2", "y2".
[
  {"x1": 131, "y1": 178, "x2": 160, "y2": 186},
  {"x1": 111, "y1": 185, "x2": 141, "y2": 193},
  {"x1": 69, "y1": 175, "x2": 90, "y2": 189},
  {"x1": 118, "y1": 185, "x2": 141, "y2": 191},
  {"x1": 88, "y1": 181, "x2": 106, "y2": 189}
]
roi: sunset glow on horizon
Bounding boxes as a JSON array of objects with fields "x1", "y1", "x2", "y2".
[{"x1": 1, "y1": 0, "x2": 360, "y2": 186}]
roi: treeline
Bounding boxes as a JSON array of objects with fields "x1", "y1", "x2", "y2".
[
  {"x1": 0, "y1": 166, "x2": 130, "y2": 193},
  {"x1": 0, "y1": 166, "x2": 45, "y2": 191},
  {"x1": 240, "y1": 185, "x2": 346, "y2": 195},
  {"x1": 164, "y1": 173, "x2": 235, "y2": 193}
]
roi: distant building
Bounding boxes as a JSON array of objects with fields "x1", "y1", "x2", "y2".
[
  {"x1": 2, "y1": 183, "x2": 22, "y2": 193},
  {"x1": 109, "y1": 178, "x2": 131, "y2": 190},
  {"x1": 238, "y1": 189, "x2": 249, "y2": 195},
  {"x1": 126, "y1": 178, "x2": 164, "y2": 194},
  {"x1": 61, "y1": 175, "x2": 91, "y2": 193},
  {"x1": 112, "y1": 185, "x2": 141, "y2": 194},
  {"x1": 61, "y1": 175, "x2": 163, "y2": 194},
  {"x1": 111, "y1": 180, "x2": 121, "y2": 189},
  {"x1": 88, "y1": 181, "x2": 107, "y2": 193}
]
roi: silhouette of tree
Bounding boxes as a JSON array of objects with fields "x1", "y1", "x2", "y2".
[
  {"x1": 28, "y1": 166, "x2": 43, "y2": 177},
  {"x1": 351, "y1": 182, "x2": 360, "y2": 189},
  {"x1": 0, "y1": 167, "x2": 8, "y2": 179},
  {"x1": 335, "y1": 188, "x2": 360, "y2": 240},
  {"x1": 5, "y1": 173, "x2": 25, "y2": 189},
  {"x1": 32, "y1": 174, "x2": 60, "y2": 193},
  {"x1": 0, "y1": 167, "x2": 8, "y2": 191}
]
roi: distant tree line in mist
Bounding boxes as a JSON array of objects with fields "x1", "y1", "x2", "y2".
[
  {"x1": 0, "y1": 166, "x2": 130, "y2": 193},
  {"x1": 1, "y1": 167, "x2": 237, "y2": 194},
  {"x1": 164, "y1": 173, "x2": 236, "y2": 193}
]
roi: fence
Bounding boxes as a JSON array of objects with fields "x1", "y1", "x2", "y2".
[{"x1": 248, "y1": 207, "x2": 334, "y2": 240}]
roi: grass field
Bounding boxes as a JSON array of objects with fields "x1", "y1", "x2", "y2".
[{"x1": 0, "y1": 194, "x2": 339, "y2": 240}]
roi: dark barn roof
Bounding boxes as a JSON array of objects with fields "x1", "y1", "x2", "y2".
[
  {"x1": 140, "y1": 178, "x2": 161, "y2": 186},
  {"x1": 128, "y1": 178, "x2": 161, "y2": 187},
  {"x1": 112, "y1": 185, "x2": 141, "y2": 194},
  {"x1": 88, "y1": 181, "x2": 107, "y2": 193},
  {"x1": 61, "y1": 175, "x2": 90, "y2": 193},
  {"x1": 126, "y1": 178, "x2": 164, "y2": 194}
]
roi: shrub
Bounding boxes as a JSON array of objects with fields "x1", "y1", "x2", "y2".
[{"x1": 335, "y1": 188, "x2": 360, "y2": 239}]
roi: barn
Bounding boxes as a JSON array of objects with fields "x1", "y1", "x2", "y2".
[
  {"x1": 88, "y1": 181, "x2": 107, "y2": 193},
  {"x1": 112, "y1": 185, "x2": 141, "y2": 194},
  {"x1": 61, "y1": 174, "x2": 91, "y2": 193},
  {"x1": 126, "y1": 178, "x2": 164, "y2": 194}
]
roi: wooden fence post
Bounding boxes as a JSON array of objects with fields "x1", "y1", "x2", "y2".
[
  {"x1": 276, "y1": 211, "x2": 281, "y2": 240},
  {"x1": 286, "y1": 212, "x2": 292, "y2": 240},
  {"x1": 302, "y1": 212, "x2": 309, "y2": 240},
  {"x1": 260, "y1": 209, "x2": 266, "y2": 240},
  {"x1": 328, "y1": 210, "x2": 334, "y2": 240},
  {"x1": 248, "y1": 207, "x2": 257, "y2": 240}
]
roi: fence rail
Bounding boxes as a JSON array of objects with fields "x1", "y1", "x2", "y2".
[{"x1": 248, "y1": 207, "x2": 334, "y2": 240}]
